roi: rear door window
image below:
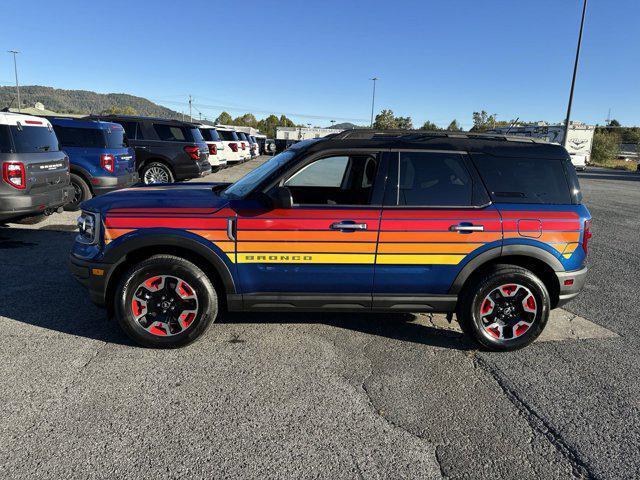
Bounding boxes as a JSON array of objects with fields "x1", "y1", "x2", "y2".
[
  {"x1": 394, "y1": 152, "x2": 476, "y2": 206},
  {"x1": 152, "y1": 123, "x2": 192, "y2": 142},
  {"x1": 471, "y1": 154, "x2": 572, "y2": 204},
  {"x1": 9, "y1": 125, "x2": 59, "y2": 153},
  {"x1": 53, "y1": 126, "x2": 104, "y2": 148}
]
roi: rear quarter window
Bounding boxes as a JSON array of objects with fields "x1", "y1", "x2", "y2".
[
  {"x1": 200, "y1": 129, "x2": 221, "y2": 142},
  {"x1": 471, "y1": 154, "x2": 572, "y2": 204},
  {"x1": 104, "y1": 125, "x2": 127, "y2": 148},
  {"x1": 9, "y1": 125, "x2": 59, "y2": 153},
  {"x1": 53, "y1": 126, "x2": 104, "y2": 148},
  {"x1": 218, "y1": 130, "x2": 239, "y2": 141},
  {"x1": 152, "y1": 123, "x2": 193, "y2": 142},
  {"x1": 0, "y1": 125, "x2": 12, "y2": 153}
]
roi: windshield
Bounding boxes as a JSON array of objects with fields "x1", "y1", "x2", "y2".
[{"x1": 222, "y1": 149, "x2": 298, "y2": 199}]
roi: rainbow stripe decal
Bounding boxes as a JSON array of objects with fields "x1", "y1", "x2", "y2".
[{"x1": 103, "y1": 208, "x2": 583, "y2": 264}]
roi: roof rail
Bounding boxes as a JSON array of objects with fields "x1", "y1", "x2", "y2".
[{"x1": 330, "y1": 128, "x2": 544, "y2": 143}]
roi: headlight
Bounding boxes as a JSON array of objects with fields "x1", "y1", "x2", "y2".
[{"x1": 76, "y1": 211, "x2": 100, "y2": 244}]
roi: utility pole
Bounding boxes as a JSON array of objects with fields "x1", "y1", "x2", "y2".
[
  {"x1": 188, "y1": 95, "x2": 193, "y2": 122},
  {"x1": 563, "y1": 0, "x2": 588, "y2": 147},
  {"x1": 370, "y1": 77, "x2": 378, "y2": 127},
  {"x1": 8, "y1": 50, "x2": 21, "y2": 112}
]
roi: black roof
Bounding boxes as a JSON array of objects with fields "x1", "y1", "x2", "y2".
[
  {"x1": 305, "y1": 129, "x2": 569, "y2": 159},
  {"x1": 85, "y1": 114, "x2": 199, "y2": 127}
]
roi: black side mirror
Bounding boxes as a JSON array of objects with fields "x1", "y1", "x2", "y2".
[{"x1": 273, "y1": 186, "x2": 293, "y2": 209}]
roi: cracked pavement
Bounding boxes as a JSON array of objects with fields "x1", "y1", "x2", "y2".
[{"x1": 0, "y1": 164, "x2": 638, "y2": 479}]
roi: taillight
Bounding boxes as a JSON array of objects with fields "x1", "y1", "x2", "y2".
[
  {"x1": 100, "y1": 154, "x2": 115, "y2": 173},
  {"x1": 208, "y1": 144, "x2": 217, "y2": 155},
  {"x1": 582, "y1": 219, "x2": 592, "y2": 255},
  {"x1": 229, "y1": 142, "x2": 238, "y2": 152},
  {"x1": 184, "y1": 145, "x2": 200, "y2": 160},
  {"x1": 241, "y1": 142, "x2": 246, "y2": 150},
  {"x1": 2, "y1": 161, "x2": 26, "y2": 189}
]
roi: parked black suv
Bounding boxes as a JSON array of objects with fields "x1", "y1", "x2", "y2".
[{"x1": 90, "y1": 116, "x2": 211, "y2": 184}]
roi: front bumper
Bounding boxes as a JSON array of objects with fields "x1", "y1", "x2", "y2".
[
  {"x1": 91, "y1": 171, "x2": 139, "y2": 195},
  {"x1": 0, "y1": 184, "x2": 74, "y2": 221},
  {"x1": 556, "y1": 266, "x2": 588, "y2": 307},
  {"x1": 68, "y1": 254, "x2": 115, "y2": 307}
]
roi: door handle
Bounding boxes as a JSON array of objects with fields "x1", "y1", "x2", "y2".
[
  {"x1": 450, "y1": 223, "x2": 484, "y2": 233},
  {"x1": 330, "y1": 221, "x2": 368, "y2": 231}
]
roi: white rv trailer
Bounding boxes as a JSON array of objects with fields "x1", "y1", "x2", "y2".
[{"x1": 489, "y1": 122, "x2": 595, "y2": 171}]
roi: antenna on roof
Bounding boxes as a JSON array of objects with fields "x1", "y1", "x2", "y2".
[{"x1": 505, "y1": 117, "x2": 519, "y2": 134}]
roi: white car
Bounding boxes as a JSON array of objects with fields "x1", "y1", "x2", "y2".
[
  {"x1": 249, "y1": 135, "x2": 259, "y2": 158},
  {"x1": 216, "y1": 127, "x2": 244, "y2": 164},
  {"x1": 197, "y1": 125, "x2": 227, "y2": 170}
]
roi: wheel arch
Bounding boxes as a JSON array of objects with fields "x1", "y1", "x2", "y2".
[
  {"x1": 70, "y1": 166, "x2": 94, "y2": 194},
  {"x1": 103, "y1": 234, "x2": 236, "y2": 318},
  {"x1": 450, "y1": 245, "x2": 563, "y2": 308}
]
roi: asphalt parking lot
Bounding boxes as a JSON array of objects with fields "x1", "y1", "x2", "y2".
[{"x1": 1, "y1": 161, "x2": 638, "y2": 479}]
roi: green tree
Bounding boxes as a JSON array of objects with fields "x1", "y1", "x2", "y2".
[
  {"x1": 100, "y1": 105, "x2": 137, "y2": 115},
  {"x1": 396, "y1": 116, "x2": 413, "y2": 129},
  {"x1": 471, "y1": 110, "x2": 498, "y2": 131},
  {"x1": 233, "y1": 113, "x2": 258, "y2": 128},
  {"x1": 447, "y1": 119, "x2": 462, "y2": 131},
  {"x1": 591, "y1": 130, "x2": 621, "y2": 165},
  {"x1": 420, "y1": 120, "x2": 440, "y2": 131},
  {"x1": 215, "y1": 111, "x2": 233, "y2": 125},
  {"x1": 373, "y1": 109, "x2": 413, "y2": 130}
]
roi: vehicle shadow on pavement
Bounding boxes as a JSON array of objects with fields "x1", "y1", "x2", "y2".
[
  {"x1": 0, "y1": 227, "x2": 134, "y2": 346},
  {"x1": 222, "y1": 311, "x2": 474, "y2": 351},
  {"x1": 0, "y1": 226, "x2": 472, "y2": 350}
]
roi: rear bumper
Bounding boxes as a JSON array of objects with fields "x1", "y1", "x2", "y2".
[
  {"x1": 0, "y1": 184, "x2": 73, "y2": 221},
  {"x1": 91, "y1": 171, "x2": 139, "y2": 195},
  {"x1": 556, "y1": 266, "x2": 588, "y2": 307},
  {"x1": 68, "y1": 254, "x2": 114, "y2": 307}
]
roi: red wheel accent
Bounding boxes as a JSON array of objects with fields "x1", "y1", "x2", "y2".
[
  {"x1": 514, "y1": 323, "x2": 530, "y2": 337},
  {"x1": 149, "y1": 325, "x2": 168, "y2": 336},
  {"x1": 500, "y1": 284, "x2": 518, "y2": 296},
  {"x1": 144, "y1": 276, "x2": 163, "y2": 290}
]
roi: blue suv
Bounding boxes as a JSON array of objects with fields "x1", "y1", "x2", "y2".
[
  {"x1": 49, "y1": 118, "x2": 138, "y2": 210},
  {"x1": 69, "y1": 130, "x2": 590, "y2": 351}
]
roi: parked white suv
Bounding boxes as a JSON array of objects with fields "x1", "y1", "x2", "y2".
[
  {"x1": 216, "y1": 127, "x2": 243, "y2": 164},
  {"x1": 197, "y1": 125, "x2": 227, "y2": 170},
  {"x1": 235, "y1": 132, "x2": 251, "y2": 161}
]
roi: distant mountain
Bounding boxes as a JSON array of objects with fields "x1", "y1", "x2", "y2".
[
  {"x1": 328, "y1": 122, "x2": 360, "y2": 130},
  {"x1": 0, "y1": 85, "x2": 183, "y2": 119}
]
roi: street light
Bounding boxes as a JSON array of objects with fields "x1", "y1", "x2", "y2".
[
  {"x1": 563, "y1": 0, "x2": 588, "y2": 147},
  {"x1": 7, "y1": 50, "x2": 21, "y2": 112},
  {"x1": 370, "y1": 77, "x2": 378, "y2": 127}
]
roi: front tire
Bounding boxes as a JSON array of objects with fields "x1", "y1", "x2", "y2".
[
  {"x1": 456, "y1": 265, "x2": 550, "y2": 351},
  {"x1": 114, "y1": 255, "x2": 218, "y2": 348},
  {"x1": 65, "y1": 173, "x2": 92, "y2": 212}
]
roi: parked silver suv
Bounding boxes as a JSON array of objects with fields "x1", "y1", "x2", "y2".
[{"x1": 0, "y1": 112, "x2": 72, "y2": 223}]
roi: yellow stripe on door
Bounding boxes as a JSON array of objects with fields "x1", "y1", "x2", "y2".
[{"x1": 236, "y1": 253, "x2": 376, "y2": 264}]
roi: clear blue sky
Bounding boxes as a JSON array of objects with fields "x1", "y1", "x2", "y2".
[{"x1": 1, "y1": 0, "x2": 638, "y2": 128}]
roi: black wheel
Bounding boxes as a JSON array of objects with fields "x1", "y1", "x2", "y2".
[
  {"x1": 64, "y1": 173, "x2": 92, "y2": 212},
  {"x1": 141, "y1": 162, "x2": 174, "y2": 184},
  {"x1": 114, "y1": 255, "x2": 218, "y2": 348},
  {"x1": 456, "y1": 265, "x2": 550, "y2": 351}
]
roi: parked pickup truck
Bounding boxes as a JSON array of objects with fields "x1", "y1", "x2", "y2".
[{"x1": 0, "y1": 112, "x2": 72, "y2": 223}]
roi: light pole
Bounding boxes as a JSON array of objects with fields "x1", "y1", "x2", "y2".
[
  {"x1": 563, "y1": 0, "x2": 588, "y2": 147},
  {"x1": 370, "y1": 77, "x2": 378, "y2": 127},
  {"x1": 330, "y1": 120, "x2": 336, "y2": 128},
  {"x1": 8, "y1": 50, "x2": 21, "y2": 112}
]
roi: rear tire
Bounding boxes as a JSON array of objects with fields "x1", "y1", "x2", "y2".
[
  {"x1": 64, "y1": 173, "x2": 92, "y2": 212},
  {"x1": 456, "y1": 265, "x2": 550, "y2": 351},
  {"x1": 141, "y1": 162, "x2": 175, "y2": 184},
  {"x1": 114, "y1": 255, "x2": 218, "y2": 348}
]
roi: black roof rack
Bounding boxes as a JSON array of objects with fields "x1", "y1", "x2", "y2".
[{"x1": 330, "y1": 129, "x2": 547, "y2": 144}]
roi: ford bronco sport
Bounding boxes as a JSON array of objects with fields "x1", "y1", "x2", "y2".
[{"x1": 69, "y1": 130, "x2": 591, "y2": 350}]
